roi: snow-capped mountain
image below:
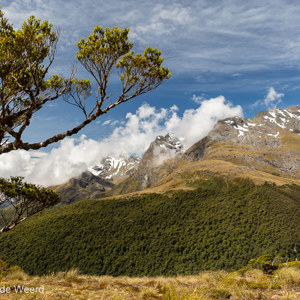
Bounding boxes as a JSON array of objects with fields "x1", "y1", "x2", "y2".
[
  {"x1": 205, "y1": 105, "x2": 299, "y2": 147},
  {"x1": 88, "y1": 154, "x2": 141, "y2": 183},
  {"x1": 114, "y1": 133, "x2": 184, "y2": 193},
  {"x1": 252, "y1": 105, "x2": 300, "y2": 133},
  {"x1": 185, "y1": 105, "x2": 300, "y2": 178},
  {"x1": 55, "y1": 134, "x2": 184, "y2": 202},
  {"x1": 156, "y1": 133, "x2": 184, "y2": 153},
  {"x1": 220, "y1": 105, "x2": 300, "y2": 142}
]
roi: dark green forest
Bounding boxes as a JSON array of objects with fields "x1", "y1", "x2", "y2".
[{"x1": 0, "y1": 177, "x2": 299, "y2": 276}]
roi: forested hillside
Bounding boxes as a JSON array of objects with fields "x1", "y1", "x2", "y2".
[{"x1": 0, "y1": 177, "x2": 299, "y2": 276}]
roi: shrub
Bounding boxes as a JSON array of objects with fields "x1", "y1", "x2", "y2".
[{"x1": 0, "y1": 176, "x2": 60, "y2": 232}]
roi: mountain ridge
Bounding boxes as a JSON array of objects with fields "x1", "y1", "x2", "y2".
[
  {"x1": 54, "y1": 105, "x2": 300, "y2": 202},
  {"x1": 112, "y1": 105, "x2": 300, "y2": 196},
  {"x1": 185, "y1": 105, "x2": 300, "y2": 177}
]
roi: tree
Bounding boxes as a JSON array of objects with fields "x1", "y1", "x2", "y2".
[
  {"x1": 0, "y1": 10, "x2": 170, "y2": 154},
  {"x1": 0, "y1": 176, "x2": 60, "y2": 232}
]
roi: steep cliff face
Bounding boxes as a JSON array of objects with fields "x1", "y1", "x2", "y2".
[{"x1": 136, "y1": 133, "x2": 183, "y2": 187}]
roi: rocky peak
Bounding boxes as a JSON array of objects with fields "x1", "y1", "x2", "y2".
[
  {"x1": 205, "y1": 106, "x2": 300, "y2": 149},
  {"x1": 142, "y1": 133, "x2": 184, "y2": 170},
  {"x1": 55, "y1": 154, "x2": 140, "y2": 204},
  {"x1": 250, "y1": 105, "x2": 300, "y2": 134},
  {"x1": 69, "y1": 171, "x2": 113, "y2": 189},
  {"x1": 57, "y1": 171, "x2": 115, "y2": 205},
  {"x1": 153, "y1": 133, "x2": 184, "y2": 154},
  {"x1": 115, "y1": 133, "x2": 184, "y2": 193},
  {"x1": 88, "y1": 153, "x2": 141, "y2": 182}
]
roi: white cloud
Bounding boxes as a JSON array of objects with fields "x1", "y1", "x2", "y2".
[
  {"x1": 136, "y1": 103, "x2": 156, "y2": 119},
  {"x1": 0, "y1": 97, "x2": 242, "y2": 186},
  {"x1": 252, "y1": 87, "x2": 284, "y2": 108},
  {"x1": 264, "y1": 87, "x2": 284, "y2": 107},
  {"x1": 102, "y1": 120, "x2": 111, "y2": 125},
  {"x1": 110, "y1": 120, "x2": 119, "y2": 126},
  {"x1": 0, "y1": 151, "x2": 32, "y2": 178},
  {"x1": 192, "y1": 94, "x2": 207, "y2": 104},
  {"x1": 167, "y1": 96, "x2": 243, "y2": 146}
]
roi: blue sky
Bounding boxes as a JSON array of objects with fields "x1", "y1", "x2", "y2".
[{"x1": 0, "y1": 0, "x2": 300, "y2": 185}]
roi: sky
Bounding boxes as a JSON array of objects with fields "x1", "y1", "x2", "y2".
[{"x1": 0, "y1": 0, "x2": 299, "y2": 186}]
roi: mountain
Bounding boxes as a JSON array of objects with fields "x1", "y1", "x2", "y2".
[
  {"x1": 110, "y1": 106, "x2": 299, "y2": 196},
  {"x1": 0, "y1": 106, "x2": 299, "y2": 278},
  {"x1": 88, "y1": 153, "x2": 141, "y2": 183},
  {"x1": 55, "y1": 171, "x2": 115, "y2": 205},
  {"x1": 113, "y1": 133, "x2": 184, "y2": 194},
  {"x1": 185, "y1": 105, "x2": 300, "y2": 178},
  {"x1": 54, "y1": 154, "x2": 141, "y2": 204}
]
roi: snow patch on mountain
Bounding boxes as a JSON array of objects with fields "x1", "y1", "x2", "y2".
[
  {"x1": 224, "y1": 105, "x2": 300, "y2": 140},
  {"x1": 88, "y1": 154, "x2": 141, "y2": 181},
  {"x1": 152, "y1": 133, "x2": 184, "y2": 167}
]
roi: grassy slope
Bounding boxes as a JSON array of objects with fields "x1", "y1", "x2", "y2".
[
  {"x1": 1, "y1": 263, "x2": 300, "y2": 299},
  {"x1": 0, "y1": 177, "x2": 299, "y2": 277}
]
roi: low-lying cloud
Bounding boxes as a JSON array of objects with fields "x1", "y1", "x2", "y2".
[{"x1": 0, "y1": 96, "x2": 242, "y2": 186}]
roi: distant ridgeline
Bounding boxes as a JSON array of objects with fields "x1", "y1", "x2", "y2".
[{"x1": 0, "y1": 176, "x2": 299, "y2": 276}]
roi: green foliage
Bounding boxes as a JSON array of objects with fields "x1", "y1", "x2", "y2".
[
  {"x1": 238, "y1": 254, "x2": 285, "y2": 275},
  {"x1": 116, "y1": 47, "x2": 171, "y2": 93},
  {"x1": 76, "y1": 26, "x2": 133, "y2": 67},
  {"x1": 0, "y1": 177, "x2": 299, "y2": 276},
  {"x1": 279, "y1": 261, "x2": 300, "y2": 268},
  {"x1": 246, "y1": 280, "x2": 281, "y2": 290},
  {"x1": 0, "y1": 12, "x2": 64, "y2": 112},
  {"x1": 76, "y1": 25, "x2": 170, "y2": 101},
  {"x1": 0, "y1": 259, "x2": 22, "y2": 279},
  {"x1": 0, "y1": 176, "x2": 59, "y2": 231},
  {"x1": 207, "y1": 288, "x2": 231, "y2": 299},
  {"x1": 0, "y1": 10, "x2": 170, "y2": 154}
]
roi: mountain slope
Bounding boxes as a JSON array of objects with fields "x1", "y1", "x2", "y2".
[
  {"x1": 55, "y1": 171, "x2": 115, "y2": 204},
  {"x1": 54, "y1": 154, "x2": 141, "y2": 204},
  {"x1": 185, "y1": 105, "x2": 300, "y2": 175},
  {"x1": 54, "y1": 106, "x2": 300, "y2": 201}
]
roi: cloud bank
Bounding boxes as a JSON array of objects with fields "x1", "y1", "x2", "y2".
[{"x1": 0, "y1": 96, "x2": 242, "y2": 186}]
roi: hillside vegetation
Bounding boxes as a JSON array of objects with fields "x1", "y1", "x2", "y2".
[
  {"x1": 0, "y1": 177, "x2": 299, "y2": 277},
  {"x1": 0, "y1": 261, "x2": 300, "y2": 299}
]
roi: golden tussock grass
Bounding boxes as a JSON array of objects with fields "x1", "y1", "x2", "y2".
[{"x1": 0, "y1": 266, "x2": 300, "y2": 299}]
